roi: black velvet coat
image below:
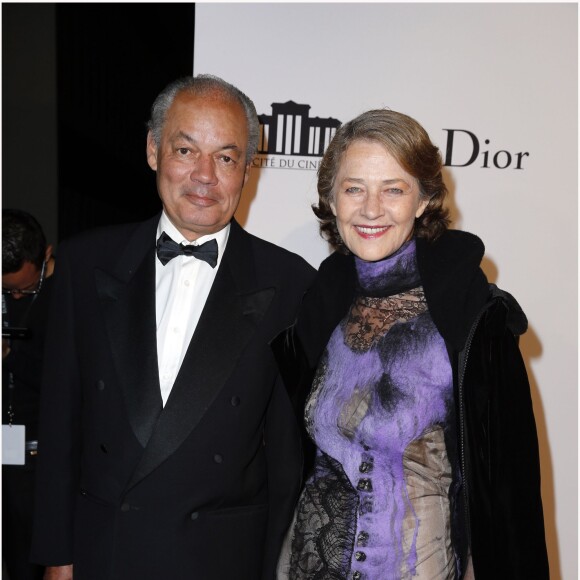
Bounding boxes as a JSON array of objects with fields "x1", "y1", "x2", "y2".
[{"x1": 273, "y1": 229, "x2": 548, "y2": 579}]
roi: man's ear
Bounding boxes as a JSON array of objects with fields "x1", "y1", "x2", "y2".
[
  {"x1": 44, "y1": 244, "x2": 55, "y2": 277},
  {"x1": 243, "y1": 163, "x2": 251, "y2": 185},
  {"x1": 146, "y1": 131, "x2": 158, "y2": 171}
]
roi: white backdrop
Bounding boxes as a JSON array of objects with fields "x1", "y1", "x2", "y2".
[{"x1": 195, "y1": 4, "x2": 577, "y2": 578}]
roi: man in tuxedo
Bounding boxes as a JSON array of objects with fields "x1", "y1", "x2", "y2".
[{"x1": 31, "y1": 74, "x2": 315, "y2": 580}]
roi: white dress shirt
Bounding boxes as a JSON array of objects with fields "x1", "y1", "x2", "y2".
[{"x1": 155, "y1": 212, "x2": 229, "y2": 406}]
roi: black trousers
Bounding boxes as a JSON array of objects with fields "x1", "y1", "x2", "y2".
[{"x1": 2, "y1": 458, "x2": 45, "y2": 580}]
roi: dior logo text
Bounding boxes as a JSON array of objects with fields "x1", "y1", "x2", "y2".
[{"x1": 443, "y1": 129, "x2": 529, "y2": 169}]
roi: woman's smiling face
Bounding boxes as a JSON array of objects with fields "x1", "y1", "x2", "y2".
[{"x1": 330, "y1": 140, "x2": 428, "y2": 262}]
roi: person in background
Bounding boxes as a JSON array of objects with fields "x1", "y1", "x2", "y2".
[
  {"x1": 273, "y1": 109, "x2": 548, "y2": 579},
  {"x1": 31, "y1": 74, "x2": 315, "y2": 580},
  {"x1": 3, "y1": 208, "x2": 54, "y2": 580}
]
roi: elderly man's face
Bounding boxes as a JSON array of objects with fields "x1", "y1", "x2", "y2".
[{"x1": 147, "y1": 91, "x2": 250, "y2": 241}]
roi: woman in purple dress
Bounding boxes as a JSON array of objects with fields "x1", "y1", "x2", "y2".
[{"x1": 274, "y1": 110, "x2": 548, "y2": 579}]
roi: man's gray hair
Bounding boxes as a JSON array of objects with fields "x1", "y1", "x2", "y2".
[{"x1": 147, "y1": 74, "x2": 259, "y2": 163}]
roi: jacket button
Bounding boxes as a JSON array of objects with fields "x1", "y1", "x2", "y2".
[
  {"x1": 190, "y1": 511, "x2": 199, "y2": 520},
  {"x1": 355, "y1": 551, "x2": 366, "y2": 562},
  {"x1": 121, "y1": 503, "x2": 130, "y2": 512},
  {"x1": 230, "y1": 396, "x2": 240, "y2": 406},
  {"x1": 96, "y1": 380, "x2": 105, "y2": 391},
  {"x1": 352, "y1": 572, "x2": 362, "y2": 579},
  {"x1": 214, "y1": 454, "x2": 223, "y2": 464}
]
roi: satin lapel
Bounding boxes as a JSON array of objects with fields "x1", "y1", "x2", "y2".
[
  {"x1": 126, "y1": 221, "x2": 275, "y2": 489},
  {"x1": 95, "y1": 216, "x2": 163, "y2": 448}
]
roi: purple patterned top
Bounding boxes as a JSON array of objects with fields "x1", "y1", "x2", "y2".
[{"x1": 281, "y1": 240, "x2": 457, "y2": 580}]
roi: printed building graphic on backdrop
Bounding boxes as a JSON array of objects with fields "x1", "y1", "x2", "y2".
[{"x1": 255, "y1": 101, "x2": 341, "y2": 169}]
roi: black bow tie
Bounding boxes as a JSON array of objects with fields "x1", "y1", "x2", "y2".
[{"x1": 156, "y1": 232, "x2": 219, "y2": 268}]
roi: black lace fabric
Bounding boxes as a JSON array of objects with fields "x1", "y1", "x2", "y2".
[
  {"x1": 345, "y1": 287, "x2": 427, "y2": 352},
  {"x1": 288, "y1": 453, "x2": 358, "y2": 579}
]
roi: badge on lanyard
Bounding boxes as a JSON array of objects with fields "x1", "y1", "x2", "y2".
[{"x1": 2, "y1": 424, "x2": 25, "y2": 465}]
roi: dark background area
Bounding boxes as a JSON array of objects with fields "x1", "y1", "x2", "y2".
[
  {"x1": 3, "y1": 3, "x2": 196, "y2": 249},
  {"x1": 3, "y1": 6, "x2": 196, "y2": 578}
]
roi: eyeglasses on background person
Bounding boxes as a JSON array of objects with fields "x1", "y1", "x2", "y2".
[{"x1": 2, "y1": 260, "x2": 47, "y2": 297}]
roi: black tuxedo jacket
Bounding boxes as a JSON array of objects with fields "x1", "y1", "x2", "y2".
[{"x1": 31, "y1": 216, "x2": 315, "y2": 580}]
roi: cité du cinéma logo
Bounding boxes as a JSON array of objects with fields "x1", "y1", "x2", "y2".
[
  {"x1": 252, "y1": 100, "x2": 341, "y2": 171},
  {"x1": 253, "y1": 100, "x2": 529, "y2": 171}
]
